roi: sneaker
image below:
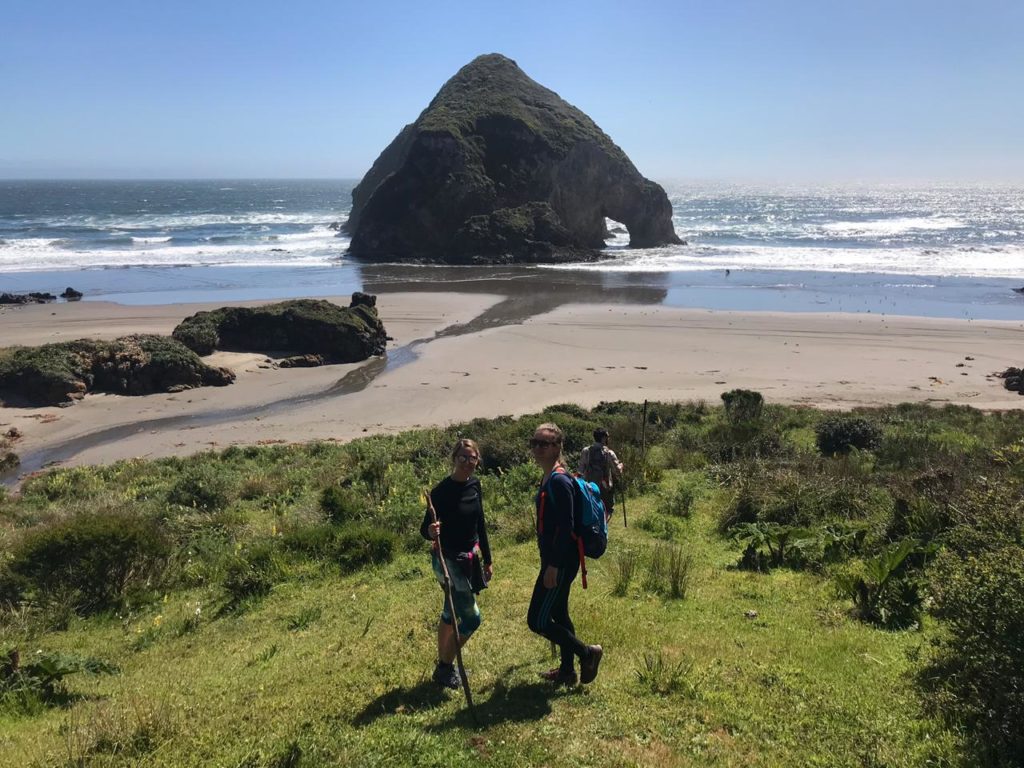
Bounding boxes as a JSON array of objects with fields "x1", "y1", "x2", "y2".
[
  {"x1": 579, "y1": 645, "x2": 603, "y2": 684},
  {"x1": 539, "y1": 667, "x2": 577, "y2": 686},
  {"x1": 432, "y1": 662, "x2": 460, "y2": 690}
]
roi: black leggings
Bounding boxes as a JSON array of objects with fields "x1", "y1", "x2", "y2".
[{"x1": 527, "y1": 561, "x2": 587, "y2": 671}]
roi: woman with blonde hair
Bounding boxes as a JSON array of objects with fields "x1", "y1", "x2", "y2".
[
  {"x1": 526, "y1": 422, "x2": 603, "y2": 686},
  {"x1": 420, "y1": 438, "x2": 493, "y2": 689}
]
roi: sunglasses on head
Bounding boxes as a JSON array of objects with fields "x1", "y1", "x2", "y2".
[{"x1": 529, "y1": 438, "x2": 558, "y2": 448}]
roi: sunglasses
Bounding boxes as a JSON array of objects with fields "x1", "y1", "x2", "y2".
[
  {"x1": 529, "y1": 439, "x2": 558, "y2": 449},
  {"x1": 455, "y1": 454, "x2": 479, "y2": 464}
]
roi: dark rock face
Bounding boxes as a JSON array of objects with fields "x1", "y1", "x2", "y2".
[
  {"x1": 172, "y1": 295, "x2": 387, "y2": 363},
  {"x1": 998, "y1": 367, "x2": 1024, "y2": 394},
  {"x1": 0, "y1": 292, "x2": 56, "y2": 305},
  {"x1": 60, "y1": 287, "x2": 83, "y2": 301},
  {"x1": 0, "y1": 336, "x2": 235, "y2": 407},
  {"x1": 346, "y1": 53, "x2": 681, "y2": 263}
]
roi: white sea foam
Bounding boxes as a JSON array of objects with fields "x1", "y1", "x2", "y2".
[
  {"x1": 545, "y1": 242, "x2": 1024, "y2": 279},
  {"x1": 51, "y1": 211, "x2": 340, "y2": 231},
  {"x1": 820, "y1": 217, "x2": 966, "y2": 237},
  {"x1": 0, "y1": 229, "x2": 349, "y2": 272},
  {"x1": 131, "y1": 236, "x2": 173, "y2": 244}
]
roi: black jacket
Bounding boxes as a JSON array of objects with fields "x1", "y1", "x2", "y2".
[
  {"x1": 535, "y1": 470, "x2": 576, "y2": 568},
  {"x1": 420, "y1": 475, "x2": 492, "y2": 564}
]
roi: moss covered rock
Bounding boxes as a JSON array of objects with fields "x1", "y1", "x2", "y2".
[
  {"x1": 0, "y1": 335, "x2": 235, "y2": 407},
  {"x1": 172, "y1": 295, "x2": 387, "y2": 362},
  {"x1": 346, "y1": 53, "x2": 681, "y2": 263}
]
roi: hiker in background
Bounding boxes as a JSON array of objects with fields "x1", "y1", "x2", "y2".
[
  {"x1": 527, "y1": 422, "x2": 603, "y2": 686},
  {"x1": 578, "y1": 427, "x2": 624, "y2": 519},
  {"x1": 421, "y1": 438, "x2": 493, "y2": 689}
]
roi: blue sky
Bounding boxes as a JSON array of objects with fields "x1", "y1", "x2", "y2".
[{"x1": 3, "y1": 0, "x2": 1022, "y2": 182}]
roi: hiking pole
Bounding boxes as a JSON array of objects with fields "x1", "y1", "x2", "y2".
[
  {"x1": 620, "y1": 483, "x2": 627, "y2": 528},
  {"x1": 425, "y1": 493, "x2": 478, "y2": 724}
]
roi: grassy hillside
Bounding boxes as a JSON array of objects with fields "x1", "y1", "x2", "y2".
[{"x1": 1, "y1": 398, "x2": 1021, "y2": 766}]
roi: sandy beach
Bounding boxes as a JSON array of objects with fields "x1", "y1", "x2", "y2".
[{"x1": 1, "y1": 292, "x2": 1022, "y2": 478}]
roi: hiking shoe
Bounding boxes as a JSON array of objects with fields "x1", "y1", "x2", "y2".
[
  {"x1": 432, "y1": 662, "x2": 460, "y2": 690},
  {"x1": 539, "y1": 667, "x2": 577, "y2": 687},
  {"x1": 579, "y1": 645, "x2": 603, "y2": 684}
]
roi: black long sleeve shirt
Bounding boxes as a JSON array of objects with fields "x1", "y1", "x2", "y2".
[
  {"x1": 536, "y1": 470, "x2": 576, "y2": 568},
  {"x1": 420, "y1": 475, "x2": 492, "y2": 564}
]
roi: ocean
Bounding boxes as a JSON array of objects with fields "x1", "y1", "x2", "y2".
[{"x1": 1, "y1": 179, "x2": 1022, "y2": 319}]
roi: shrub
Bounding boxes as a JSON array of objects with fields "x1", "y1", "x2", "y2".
[
  {"x1": 643, "y1": 543, "x2": 693, "y2": 595},
  {"x1": 6, "y1": 513, "x2": 171, "y2": 614},
  {"x1": 721, "y1": 389, "x2": 764, "y2": 424},
  {"x1": 167, "y1": 464, "x2": 232, "y2": 511},
  {"x1": 667, "y1": 546, "x2": 694, "y2": 599},
  {"x1": 484, "y1": 462, "x2": 536, "y2": 543},
  {"x1": 655, "y1": 476, "x2": 701, "y2": 519},
  {"x1": 634, "y1": 649, "x2": 700, "y2": 698},
  {"x1": 1, "y1": 650, "x2": 119, "y2": 715},
  {"x1": 611, "y1": 548, "x2": 638, "y2": 597},
  {"x1": 615, "y1": 442, "x2": 663, "y2": 495},
  {"x1": 636, "y1": 512, "x2": 684, "y2": 541},
  {"x1": 223, "y1": 542, "x2": 282, "y2": 607},
  {"x1": 816, "y1": 416, "x2": 882, "y2": 456},
  {"x1": 731, "y1": 522, "x2": 812, "y2": 572},
  {"x1": 923, "y1": 545, "x2": 1024, "y2": 765},
  {"x1": 21, "y1": 466, "x2": 104, "y2": 503},
  {"x1": 334, "y1": 524, "x2": 398, "y2": 572},
  {"x1": 320, "y1": 485, "x2": 365, "y2": 524},
  {"x1": 281, "y1": 523, "x2": 339, "y2": 558},
  {"x1": 834, "y1": 538, "x2": 927, "y2": 628}
]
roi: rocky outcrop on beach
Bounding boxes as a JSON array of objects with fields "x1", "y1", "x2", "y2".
[
  {"x1": 0, "y1": 292, "x2": 56, "y2": 305},
  {"x1": 998, "y1": 367, "x2": 1024, "y2": 394},
  {"x1": 345, "y1": 53, "x2": 681, "y2": 264},
  {"x1": 60, "y1": 287, "x2": 83, "y2": 301},
  {"x1": 0, "y1": 336, "x2": 235, "y2": 407},
  {"x1": 172, "y1": 294, "x2": 387, "y2": 364}
]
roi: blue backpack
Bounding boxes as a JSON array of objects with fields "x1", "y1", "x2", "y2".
[
  {"x1": 571, "y1": 475, "x2": 608, "y2": 560},
  {"x1": 546, "y1": 469, "x2": 608, "y2": 588}
]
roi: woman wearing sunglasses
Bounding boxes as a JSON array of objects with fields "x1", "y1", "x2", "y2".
[
  {"x1": 421, "y1": 438, "x2": 493, "y2": 689},
  {"x1": 526, "y1": 423, "x2": 603, "y2": 686}
]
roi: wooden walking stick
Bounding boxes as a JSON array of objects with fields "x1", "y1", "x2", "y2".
[
  {"x1": 620, "y1": 482, "x2": 628, "y2": 528},
  {"x1": 425, "y1": 492, "x2": 477, "y2": 723}
]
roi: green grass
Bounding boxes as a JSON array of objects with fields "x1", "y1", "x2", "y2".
[
  {"x1": 2, "y1": 399, "x2": 1021, "y2": 765},
  {"x1": 0, "y1": 495, "x2": 957, "y2": 766}
]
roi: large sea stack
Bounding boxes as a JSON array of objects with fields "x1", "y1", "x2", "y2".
[{"x1": 345, "y1": 53, "x2": 681, "y2": 263}]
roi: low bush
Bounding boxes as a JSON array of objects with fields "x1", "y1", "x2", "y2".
[
  {"x1": 721, "y1": 389, "x2": 764, "y2": 424},
  {"x1": 1, "y1": 650, "x2": 119, "y2": 716},
  {"x1": 320, "y1": 485, "x2": 365, "y2": 524},
  {"x1": 655, "y1": 476, "x2": 702, "y2": 519},
  {"x1": 634, "y1": 649, "x2": 700, "y2": 698},
  {"x1": 833, "y1": 538, "x2": 928, "y2": 628},
  {"x1": 484, "y1": 462, "x2": 536, "y2": 543},
  {"x1": 611, "y1": 548, "x2": 638, "y2": 597},
  {"x1": 223, "y1": 542, "x2": 282, "y2": 607},
  {"x1": 816, "y1": 416, "x2": 882, "y2": 456},
  {"x1": 6, "y1": 512, "x2": 171, "y2": 614},
  {"x1": 923, "y1": 545, "x2": 1024, "y2": 765},
  {"x1": 167, "y1": 464, "x2": 233, "y2": 511},
  {"x1": 333, "y1": 524, "x2": 398, "y2": 572}
]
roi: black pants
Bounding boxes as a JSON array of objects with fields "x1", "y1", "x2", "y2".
[
  {"x1": 527, "y1": 560, "x2": 587, "y2": 672},
  {"x1": 600, "y1": 486, "x2": 615, "y2": 517}
]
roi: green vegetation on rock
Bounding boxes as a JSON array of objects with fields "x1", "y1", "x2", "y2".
[
  {"x1": 347, "y1": 53, "x2": 681, "y2": 263},
  {"x1": 172, "y1": 295, "x2": 387, "y2": 362},
  {"x1": 0, "y1": 335, "x2": 234, "y2": 406}
]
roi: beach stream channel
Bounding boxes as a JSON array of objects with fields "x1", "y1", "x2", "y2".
[{"x1": 2, "y1": 270, "x2": 667, "y2": 486}]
